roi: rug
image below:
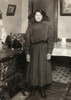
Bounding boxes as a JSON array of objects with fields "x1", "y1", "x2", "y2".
[{"x1": 52, "y1": 67, "x2": 71, "y2": 83}]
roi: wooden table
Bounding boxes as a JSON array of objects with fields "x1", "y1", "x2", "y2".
[
  {"x1": 52, "y1": 42, "x2": 71, "y2": 57},
  {"x1": 51, "y1": 42, "x2": 71, "y2": 68},
  {"x1": 0, "y1": 48, "x2": 23, "y2": 62}
]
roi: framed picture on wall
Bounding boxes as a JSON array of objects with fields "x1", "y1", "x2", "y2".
[
  {"x1": 6, "y1": 4, "x2": 16, "y2": 16},
  {"x1": 60, "y1": 0, "x2": 71, "y2": 16}
]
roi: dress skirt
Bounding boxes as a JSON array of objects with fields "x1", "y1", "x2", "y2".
[{"x1": 26, "y1": 42, "x2": 52, "y2": 86}]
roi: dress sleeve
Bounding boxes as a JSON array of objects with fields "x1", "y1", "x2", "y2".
[
  {"x1": 25, "y1": 26, "x2": 31, "y2": 54},
  {"x1": 47, "y1": 26, "x2": 54, "y2": 54}
]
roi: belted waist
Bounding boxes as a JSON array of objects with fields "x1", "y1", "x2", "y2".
[{"x1": 31, "y1": 40, "x2": 47, "y2": 44}]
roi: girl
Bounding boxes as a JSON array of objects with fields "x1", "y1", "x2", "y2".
[{"x1": 25, "y1": 10, "x2": 53, "y2": 98}]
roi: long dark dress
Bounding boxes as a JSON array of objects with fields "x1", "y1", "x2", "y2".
[{"x1": 25, "y1": 21, "x2": 53, "y2": 87}]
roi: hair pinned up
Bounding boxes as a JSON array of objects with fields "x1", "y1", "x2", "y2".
[{"x1": 28, "y1": 10, "x2": 50, "y2": 24}]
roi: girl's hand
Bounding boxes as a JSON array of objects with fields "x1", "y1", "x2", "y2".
[
  {"x1": 47, "y1": 53, "x2": 51, "y2": 60},
  {"x1": 26, "y1": 54, "x2": 30, "y2": 62}
]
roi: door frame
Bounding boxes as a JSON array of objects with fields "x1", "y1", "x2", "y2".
[{"x1": 53, "y1": 0, "x2": 58, "y2": 42}]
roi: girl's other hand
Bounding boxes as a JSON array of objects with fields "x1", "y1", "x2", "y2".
[
  {"x1": 47, "y1": 53, "x2": 51, "y2": 60},
  {"x1": 26, "y1": 54, "x2": 30, "y2": 62}
]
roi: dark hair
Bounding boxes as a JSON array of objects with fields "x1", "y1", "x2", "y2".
[{"x1": 28, "y1": 10, "x2": 50, "y2": 23}]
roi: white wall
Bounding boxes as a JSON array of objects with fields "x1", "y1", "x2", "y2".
[
  {"x1": 0, "y1": 0, "x2": 28, "y2": 35},
  {"x1": 22, "y1": 0, "x2": 28, "y2": 34},
  {"x1": 58, "y1": 0, "x2": 71, "y2": 38},
  {"x1": 0, "y1": 0, "x2": 22, "y2": 35}
]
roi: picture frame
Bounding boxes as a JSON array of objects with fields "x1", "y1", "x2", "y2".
[
  {"x1": 60, "y1": 0, "x2": 71, "y2": 16},
  {"x1": 6, "y1": 4, "x2": 16, "y2": 16}
]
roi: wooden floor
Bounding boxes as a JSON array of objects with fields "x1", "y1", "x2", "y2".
[
  {"x1": 11, "y1": 66, "x2": 71, "y2": 100},
  {"x1": 11, "y1": 82, "x2": 71, "y2": 100}
]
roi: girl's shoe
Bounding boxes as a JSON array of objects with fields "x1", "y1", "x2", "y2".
[
  {"x1": 22, "y1": 89, "x2": 26, "y2": 96},
  {"x1": 39, "y1": 87, "x2": 47, "y2": 98},
  {"x1": 28, "y1": 87, "x2": 35, "y2": 97}
]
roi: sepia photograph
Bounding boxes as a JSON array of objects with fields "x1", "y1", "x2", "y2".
[
  {"x1": 0, "y1": 0, "x2": 71, "y2": 100},
  {"x1": 60, "y1": 0, "x2": 71, "y2": 15},
  {"x1": 6, "y1": 4, "x2": 16, "y2": 16}
]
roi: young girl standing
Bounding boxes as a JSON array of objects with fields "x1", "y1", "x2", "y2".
[{"x1": 25, "y1": 10, "x2": 54, "y2": 98}]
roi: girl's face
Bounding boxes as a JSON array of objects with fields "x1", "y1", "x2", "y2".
[{"x1": 34, "y1": 12, "x2": 43, "y2": 22}]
